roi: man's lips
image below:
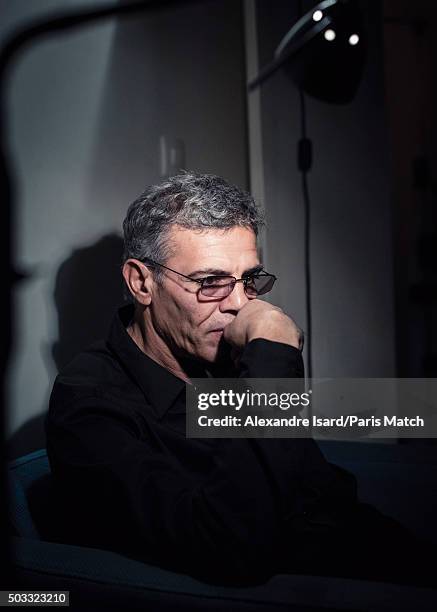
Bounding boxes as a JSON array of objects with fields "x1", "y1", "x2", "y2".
[
  {"x1": 207, "y1": 322, "x2": 233, "y2": 336},
  {"x1": 208, "y1": 327, "x2": 226, "y2": 339},
  {"x1": 208, "y1": 319, "x2": 234, "y2": 332}
]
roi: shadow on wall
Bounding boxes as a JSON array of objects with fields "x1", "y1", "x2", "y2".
[
  {"x1": 51, "y1": 233, "x2": 125, "y2": 371},
  {"x1": 8, "y1": 233, "x2": 126, "y2": 460}
]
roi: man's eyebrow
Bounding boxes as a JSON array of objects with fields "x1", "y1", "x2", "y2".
[
  {"x1": 188, "y1": 268, "x2": 230, "y2": 278},
  {"x1": 188, "y1": 264, "x2": 264, "y2": 278},
  {"x1": 242, "y1": 264, "x2": 264, "y2": 277}
]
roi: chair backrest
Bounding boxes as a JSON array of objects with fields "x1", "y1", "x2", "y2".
[{"x1": 8, "y1": 449, "x2": 55, "y2": 540}]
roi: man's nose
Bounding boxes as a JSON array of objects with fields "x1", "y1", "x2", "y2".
[{"x1": 218, "y1": 281, "x2": 249, "y2": 313}]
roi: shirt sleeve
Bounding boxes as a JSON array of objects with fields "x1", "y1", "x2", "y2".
[{"x1": 238, "y1": 338, "x2": 305, "y2": 378}]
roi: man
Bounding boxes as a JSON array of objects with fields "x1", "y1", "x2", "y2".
[{"x1": 45, "y1": 172, "x2": 429, "y2": 587}]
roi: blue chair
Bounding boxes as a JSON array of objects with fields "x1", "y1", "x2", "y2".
[{"x1": 8, "y1": 445, "x2": 437, "y2": 611}]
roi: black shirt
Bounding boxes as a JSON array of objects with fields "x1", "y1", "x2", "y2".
[{"x1": 45, "y1": 304, "x2": 359, "y2": 585}]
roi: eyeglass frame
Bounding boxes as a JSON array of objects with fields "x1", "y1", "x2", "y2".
[{"x1": 140, "y1": 258, "x2": 277, "y2": 298}]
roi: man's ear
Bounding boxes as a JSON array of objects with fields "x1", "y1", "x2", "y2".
[{"x1": 122, "y1": 259, "x2": 154, "y2": 306}]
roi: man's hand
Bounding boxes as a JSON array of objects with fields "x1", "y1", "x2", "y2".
[{"x1": 222, "y1": 300, "x2": 303, "y2": 352}]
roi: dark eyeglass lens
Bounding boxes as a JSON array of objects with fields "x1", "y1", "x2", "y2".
[
  {"x1": 200, "y1": 274, "x2": 275, "y2": 297},
  {"x1": 246, "y1": 275, "x2": 275, "y2": 296}
]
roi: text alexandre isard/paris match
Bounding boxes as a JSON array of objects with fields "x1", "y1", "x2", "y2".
[{"x1": 196, "y1": 389, "x2": 424, "y2": 429}]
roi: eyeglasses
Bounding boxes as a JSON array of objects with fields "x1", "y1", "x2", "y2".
[{"x1": 142, "y1": 258, "x2": 277, "y2": 298}]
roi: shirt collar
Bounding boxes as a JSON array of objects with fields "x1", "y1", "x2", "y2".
[{"x1": 107, "y1": 303, "x2": 187, "y2": 420}]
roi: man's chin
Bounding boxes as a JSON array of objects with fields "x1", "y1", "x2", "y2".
[
  {"x1": 195, "y1": 347, "x2": 221, "y2": 365},
  {"x1": 197, "y1": 335, "x2": 229, "y2": 363}
]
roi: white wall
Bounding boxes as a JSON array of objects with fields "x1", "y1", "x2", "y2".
[{"x1": 4, "y1": 0, "x2": 248, "y2": 455}]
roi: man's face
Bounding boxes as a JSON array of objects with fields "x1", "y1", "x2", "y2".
[{"x1": 148, "y1": 225, "x2": 260, "y2": 364}]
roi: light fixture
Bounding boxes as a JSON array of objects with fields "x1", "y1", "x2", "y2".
[{"x1": 248, "y1": 0, "x2": 366, "y2": 104}]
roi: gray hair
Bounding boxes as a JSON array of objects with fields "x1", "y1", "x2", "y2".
[{"x1": 122, "y1": 171, "x2": 264, "y2": 284}]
